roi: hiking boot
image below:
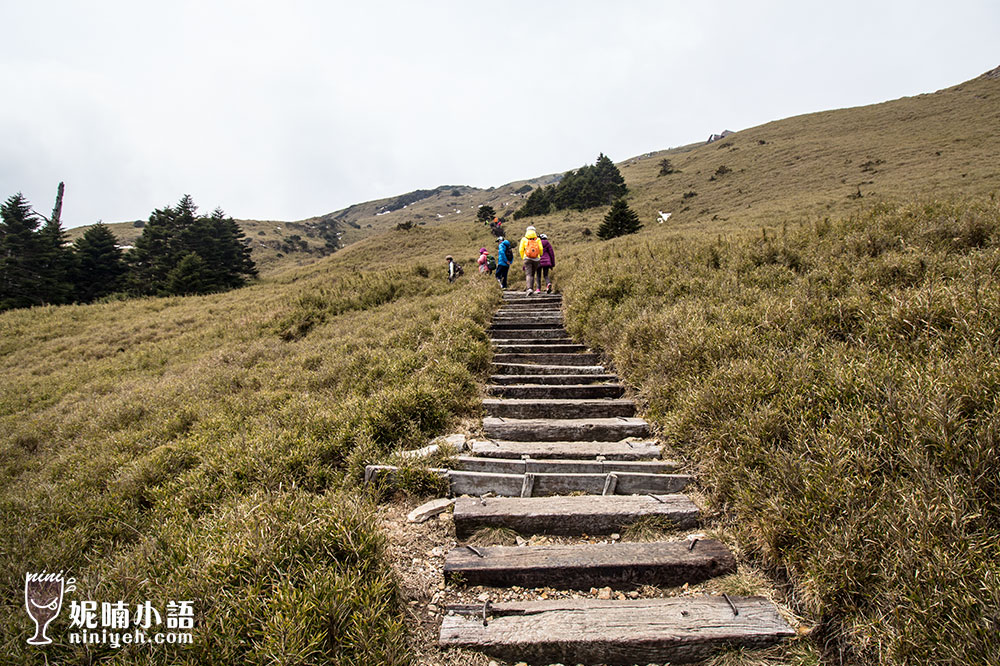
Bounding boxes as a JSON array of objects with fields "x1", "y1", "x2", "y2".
[
  {"x1": 546, "y1": 284, "x2": 552, "y2": 293},
  {"x1": 534, "y1": 289, "x2": 541, "y2": 294},
  {"x1": 525, "y1": 288, "x2": 532, "y2": 295}
]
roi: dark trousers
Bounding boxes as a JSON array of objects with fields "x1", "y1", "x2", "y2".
[{"x1": 495, "y1": 264, "x2": 510, "y2": 288}]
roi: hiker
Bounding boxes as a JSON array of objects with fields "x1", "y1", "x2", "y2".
[
  {"x1": 495, "y1": 235, "x2": 512, "y2": 288},
  {"x1": 518, "y1": 226, "x2": 544, "y2": 294},
  {"x1": 446, "y1": 255, "x2": 463, "y2": 282},
  {"x1": 539, "y1": 233, "x2": 556, "y2": 293},
  {"x1": 477, "y1": 247, "x2": 495, "y2": 275}
]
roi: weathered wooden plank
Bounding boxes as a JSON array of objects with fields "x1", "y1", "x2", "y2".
[
  {"x1": 491, "y1": 363, "x2": 607, "y2": 376},
  {"x1": 491, "y1": 336, "x2": 576, "y2": 345},
  {"x1": 487, "y1": 383, "x2": 625, "y2": 399},
  {"x1": 452, "y1": 456, "x2": 679, "y2": 475},
  {"x1": 489, "y1": 374, "x2": 619, "y2": 385},
  {"x1": 443, "y1": 539, "x2": 735, "y2": 589},
  {"x1": 483, "y1": 417, "x2": 649, "y2": 442},
  {"x1": 493, "y1": 344, "x2": 588, "y2": 354},
  {"x1": 488, "y1": 329, "x2": 570, "y2": 340},
  {"x1": 448, "y1": 470, "x2": 693, "y2": 497},
  {"x1": 487, "y1": 320, "x2": 565, "y2": 333},
  {"x1": 493, "y1": 353, "x2": 602, "y2": 366},
  {"x1": 483, "y1": 398, "x2": 636, "y2": 419},
  {"x1": 439, "y1": 596, "x2": 795, "y2": 665},
  {"x1": 453, "y1": 494, "x2": 699, "y2": 538},
  {"x1": 469, "y1": 439, "x2": 662, "y2": 460}
]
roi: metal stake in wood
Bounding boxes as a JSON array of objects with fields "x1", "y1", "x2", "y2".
[
  {"x1": 520, "y1": 473, "x2": 535, "y2": 498},
  {"x1": 602, "y1": 473, "x2": 619, "y2": 496}
]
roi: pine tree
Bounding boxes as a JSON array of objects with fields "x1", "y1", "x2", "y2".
[
  {"x1": 476, "y1": 205, "x2": 496, "y2": 223},
  {"x1": 35, "y1": 215, "x2": 75, "y2": 305},
  {"x1": 0, "y1": 193, "x2": 45, "y2": 310},
  {"x1": 593, "y1": 153, "x2": 627, "y2": 204},
  {"x1": 597, "y1": 198, "x2": 643, "y2": 240},
  {"x1": 127, "y1": 196, "x2": 256, "y2": 296},
  {"x1": 72, "y1": 223, "x2": 125, "y2": 302}
]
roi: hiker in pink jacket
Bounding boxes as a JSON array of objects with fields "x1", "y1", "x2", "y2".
[{"x1": 539, "y1": 233, "x2": 556, "y2": 293}]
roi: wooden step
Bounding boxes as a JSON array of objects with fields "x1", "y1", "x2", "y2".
[
  {"x1": 487, "y1": 383, "x2": 625, "y2": 399},
  {"x1": 444, "y1": 538, "x2": 735, "y2": 589},
  {"x1": 470, "y1": 439, "x2": 662, "y2": 460},
  {"x1": 491, "y1": 337, "x2": 575, "y2": 346},
  {"x1": 491, "y1": 363, "x2": 607, "y2": 376},
  {"x1": 484, "y1": 417, "x2": 649, "y2": 442},
  {"x1": 365, "y1": 465, "x2": 690, "y2": 497},
  {"x1": 452, "y1": 456, "x2": 679, "y2": 475},
  {"x1": 453, "y1": 494, "x2": 698, "y2": 538},
  {"x1": 483, "y1": 398, "x2": 636, "y2": 419},
  {"x1": 489, "y1": 321, "x2": 564, "y2": 330},
  {"x1": 489, "y1": 374, "x2": 619, "y2": 386},
  {"x1": 493, "y1": 343, "x2": 588, "y2": 354},
  {"x1": 493, "y1": 352, "x2": 601, "y2": 366},
  {"x1": 439, "y1": 596, "x2": 795, "y2": 665},
  {"x1": 488, "y1": 329, "x2": 569, "y2": 340}
]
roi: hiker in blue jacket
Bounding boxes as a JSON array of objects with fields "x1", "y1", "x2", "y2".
[{"x1": 495, "y1": 235, "x2": 512, "y2": 288}]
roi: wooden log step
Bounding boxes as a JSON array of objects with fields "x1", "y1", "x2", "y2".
[
  {"x1": 500, "y1": 299, "x2": 563, "y2": 307},
  {"x1": 365, "y1": 465, "x2": 689, "y2": 497},
  {"x1": 502, "y1": 293, "x2": 561, "y2": 300},
  {"x1": 483, "y1": 398, "x2": 636, "y2": 420},
  {"x1": 493, "y1": 352, "x2": 601, "y2": 366},
  {"x1": 496, "y1": 304, "x2": 562, "y2": 312},
  {"x1": 470, "y1": 439, "x2": 662, "y2": 460},
  {"x1": 449, "y1": 470, "x2": 692, "y2": 497},
  {"x1": 487, "y1": 383, "x2": 625, "y2": 399},
  {"x1": 443, "y1": 538, "x2": 735, "y2": 589},
  {"x1": 488, "y1": 329, "x2": 570, "y2": 340},
  {"x1": 491, "y1": 363, "x2": 607, "y2": 376},
  {"x1": 489, "y1": 374, "x2": 619, "y2": 386},
  {"x1": 494, "y1": 343, "x2": 588, "y2": 354},
  {"x1": 453, "y1": 493, "x2": 699, "y2": 538},
  {"x1": 452, "y1": 456, "x2": 679, "y2": 475},
  {"x1": 483, "y1": 417, "x2": 649, "y2": 442},
  {"x1": 439, "y1": 596, "x2": 795, "y2": 665},
  {"x1": 489, "y1": 321, "x2": 564, "y2": 330},
  {"x1": 491, "y1": 337, "x2": 576, "y2": 346}
]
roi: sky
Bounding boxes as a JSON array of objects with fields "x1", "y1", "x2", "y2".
[{"x1": 1, "y1": 1, "x2": 998, "y2": 228}]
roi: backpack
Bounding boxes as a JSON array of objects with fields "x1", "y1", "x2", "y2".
[
  {"x1": 503, "y1": 242, "x2": 513, "y2": 263},
  {"x1": 486, "y1": 254, "x2": 497, "y2": 271},
  {"x1": 524, "y1": 237, "x2": 542, "y2": 259}
]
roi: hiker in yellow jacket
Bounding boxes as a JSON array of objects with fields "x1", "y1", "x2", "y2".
[{"x1": 518, "y1": 226, "x2": 544, "y2": 294}]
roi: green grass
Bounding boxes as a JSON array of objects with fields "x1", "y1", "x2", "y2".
[
  {"x1": 0, "y1": 256, "x2": 498, "y2": 664},
  {"x1": 559, "y1": 198, "x2": 1000, "y2": 665}
]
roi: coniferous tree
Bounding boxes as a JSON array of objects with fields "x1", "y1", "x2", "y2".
[
  {"x1": 0, "y1": 193, "x2": 45, "y2": 310},
  {"x1": 73, "y1": 223, "x2": 125, "y2": 302},
  {"x1": 597, "y1": 198, "x2": 642, "y2": 240},
  {"x1": 593, "y1": 153, "x2": 627, "y2": 204},
  {"x1": 127, "y1": 195, "x2": 256, "y2": 296},
  {"x1": 476, "y1": 205, "x2": 496, "y2": 223},
  {"x1": 36, "y1": 215, "x2": 75, "y2": 305},
  {"x1": 515, "y1": 153, "x2": 628, "y2": 220}
]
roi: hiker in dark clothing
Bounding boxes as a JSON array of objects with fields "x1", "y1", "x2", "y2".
[
  {"x1": 539, "y1": 233, "x2": 556, "y2": 293},
  {"x1": 446, "y1": 255, "x2": 463, "y2": 282},
  {"x1": 495, "y1": 236, "x2": 512, "y2": 288}
]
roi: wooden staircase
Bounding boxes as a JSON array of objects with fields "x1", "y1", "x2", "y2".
[{"x1": 437, "y1": 291, "x2": 794, "y2": 665}]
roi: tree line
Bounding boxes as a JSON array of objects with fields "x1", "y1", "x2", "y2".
[
  {"x1": 514, "y1": 153, "x2": 628, "y2": 220},
  {"x1": 0, "y1": 191, "x2": 256, "y2": 312}
]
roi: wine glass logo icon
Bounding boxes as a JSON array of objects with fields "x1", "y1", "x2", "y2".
[{"x1": 25, "y1": 573, "x2": 65, "y2": 645}]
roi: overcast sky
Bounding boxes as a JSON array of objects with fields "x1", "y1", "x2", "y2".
[{"x1": 1, "y1": 1, "x2": 997, "y2": 228}]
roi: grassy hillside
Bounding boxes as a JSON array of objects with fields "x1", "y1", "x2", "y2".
[
  {"x1": 0, "y1": 244, "x2": 500, "y2": 664},
  {"x1": 6, "y1": 67, "x2": 1000, "y2": 665}
]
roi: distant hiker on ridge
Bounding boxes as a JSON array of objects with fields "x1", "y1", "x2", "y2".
[
  {"x1": 539, "y1": 233, "x2": 556, "y2": 293},
  {"x1": 495, "y1": 235, "x2": 512, "y2": 288},
  {"x1": 519, "y1": 226, "x2": 544, "y2": 294}
]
